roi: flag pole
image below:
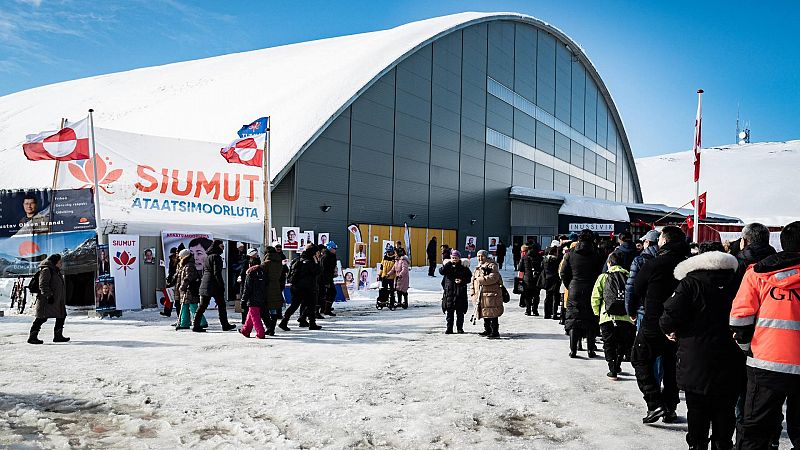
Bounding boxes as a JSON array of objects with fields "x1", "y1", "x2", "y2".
[
  {"x1": 693, "y1": 90, "x2": 703, "y2": 243},
  {"x1": 88, "y1": 109, "x2": 104, "y2": 245},
  {"x1": 263, "y1": 119, "x2": 271, "y2": 248}
]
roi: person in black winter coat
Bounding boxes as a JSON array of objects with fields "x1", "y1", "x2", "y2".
[
  {"x1": 520, "y1": 245, "x2": 543, "y2": 316},
  {"x1": 541, "y1": 246, "x2": 562, "y2": 320},
  {"x1": 631, "y1": 226, "x2": 690, "y2": 424},
  {"x1": 734, "y1": 223, "x2": 776, "y2": 288},
  {"x1": 625, "y1": 230, "x2": 660, "y2": 323},
  {"x1": 426, "y1": 237, "x2": 438, "y2": 277},
  {"x1": 559, "y1": 230, "x2": 604, "y2": 357},
  {"x1": 439, "y1": 250, "x2": 472, "y2": 334},
  {"x1": 318, "y1": 245, "x2": 338, "y2": 317},
  {"x1": 194, "y1": 240, "x2": 236, "y2": 332},
  {"x1": 512, "y1": 242, "x2": 522, "y2": 271},
  {"x1": 288, "y1": 244, "x2": 322, "y2": 330},
  {"x1": 660, "y1": 244, "x2": 745, "y2": 450},
  {"x1": 496, "y1": 241, "x2": 507, "y2": 270},
  {"x1": 604, "y1": 231, "x2": 639, "y2": 273}
]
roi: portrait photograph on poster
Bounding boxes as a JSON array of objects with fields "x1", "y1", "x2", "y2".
[
  {"x1": 382, "y1": 240, "x2": 395, "y2": 255},
  {"x1": 318, "y1": 233, "x2": 329, "y2": 247},
  {"x1": 161, "y1": 231, "x2": 216, "y2": 309},
  {"x1": 303, "y1": 231, "x2": 314, "y2": 248},
  {"x1": 488, "y1": 237, "x2": 499, "y2": 253},
  {"x1": 143, "y1": 247, "x2": 156, "y2": 265},
  {"x1": 97, "y1": 244, "x2": 111, "y2": 276},
  {"x1": 343, "y1": 268, "x2": 356, "y2": 293},
  {"x1": 465, "y1": 236, "x2": 477, "y2": 254},
  {"x1": 353, "y1": 242, "x2": 367, "y2": 266},
  {"x1": 357, "y1": 268, "x2": 372, "y2": 291},
  {"x1": 282, "y1": 227, "x2": 300, "y2": 251},
  {"x1": 95, "y1": 277, "x2": 116, "y2": 311}
]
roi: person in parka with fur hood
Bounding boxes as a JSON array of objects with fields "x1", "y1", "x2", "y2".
[
  {"x1": 440, "y1": 250, "x2": 472, "y2": 334},
  {"x1": 471, "y1": 250, "x2": 504, "y2": 338},
  {"x1": 660, "y1": 243, "x2": 745, "y2": 450}
]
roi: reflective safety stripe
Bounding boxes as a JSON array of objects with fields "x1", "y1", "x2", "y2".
[
  {"x1": 747, "y1": 357, "x2": 800, "y2": 375},
  {"x1": 738, "y1": 342, "x2": 751, "y2": 352},
  {"x1": 730, "y1": 315, "x2": 756, "y2": 326},
  {"x1": 757, "y1": 317, "x2": 800, "y2": 331}
]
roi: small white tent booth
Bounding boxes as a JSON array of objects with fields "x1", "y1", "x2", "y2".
[{"x1": 0, "y1": 127, "x2": 266, "y2": 310}]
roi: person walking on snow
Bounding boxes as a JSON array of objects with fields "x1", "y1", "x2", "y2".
[
  {"x1": 426, "y1": 236, "x2": 438, "y2": 277},
  {"x1": 262, "y1": 246, "x2": 288, "y2": 336},
  {"x1": 560, "y1": 229, "x2": 604, "y2": 358},
  {"x1": 440, "y1": 250, "x2": 472, "y2": 334},
  {"x1": 175, "y1": 249, "x2": 206, "y2": 330},
  {"x1": 28, "y1": 254, "x2": 69, "y2": 344},
  {"x1": 471, "y1": 250, "x2": 504, "y2": 338},
  {"x1": 496, "y1": 240, "x2": 507, "y2": 270},
  {"x1": 392, "y1": 253, "x2": 410, "y2": 309},
  {"x1": 660, "y1": 243, "x2": 744, "y2": 450},
  {"x1": 240, "y1": 257, "x2": 268, "y2": 339},
  {"x1": 520, "y1": 243, "x2": 543, "y2": 316},
  {"x1": 591, "y1": 252, "x2": 636, "y2": 380},
  {"x1": 542, "y1": 243, "x2": 562, "y2": 320},
  {"x1": 318, "y1": 241, "x2": 338, "y2": 317},
  {"x1": 379, "y1": 246, "x2": 398, "y2": 308}
]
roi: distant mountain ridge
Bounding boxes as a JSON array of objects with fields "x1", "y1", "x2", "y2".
[{"x1": 636, "y1": 140, "x2": 800, "y2": 226}]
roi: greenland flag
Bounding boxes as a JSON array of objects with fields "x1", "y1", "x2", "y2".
[
  {"x1": 23, "y1": 117, "x2": 90, "y2": 161},
  {"x1": 220, "y1": 134, "x2": 265, "y2": 166}
]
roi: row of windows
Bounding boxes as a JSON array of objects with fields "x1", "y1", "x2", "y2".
[
  {"x1": 486, "y1": 128, "x2": 615, "y2": 192},
  {"x1": 488, "y1": 77, "x2": 616, "y2": 162}
]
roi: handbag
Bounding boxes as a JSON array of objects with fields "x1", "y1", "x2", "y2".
[
  {"x1": 535, "y1": 271, "x2": 547, "y2": 290},
  {"x1": 513, "y1": 276, "x2": 523, "y2": 295},
  {"x1": 501, "y1": 284, "x2": 510, "y2": 303}
]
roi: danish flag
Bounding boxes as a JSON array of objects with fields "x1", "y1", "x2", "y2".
[
  {"x1": 691, "y1": 192, "x2": 707, "y2": 220},
  {"x1": 220, "y1": 134, "x2": 266, "y2": 166},
  {"x1": 23, "y1": 117, "x2": 90, "y2": 161}
]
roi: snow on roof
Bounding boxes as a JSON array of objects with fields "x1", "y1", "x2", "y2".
[
  {"x1": 637, "y1": 140, "x2": 800, "y2": 226},
  {"x1": 0, "y1": 11, "x2": 627, "y2": 191}
]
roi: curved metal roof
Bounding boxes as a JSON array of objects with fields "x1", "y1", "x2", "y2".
[{"x1": 0, "y1": 12, "x2": 641, "y2": 200}]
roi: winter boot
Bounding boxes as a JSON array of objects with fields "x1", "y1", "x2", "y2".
[
  {"x1": 489, "y1": 323, "x2": 500, "y2": 338},
  {"x1": 642, "y1": 406, "x2": 666, "y2": 424},
  {"x1": 479, "y1": 320, "x2": 491, "y2": 336},
  {"x1": 298, "y1": 318, "x2": 310, "y2": 328},
  {"x1": 661, "y1": 409, "x2": 678, "y2": 423},
  {"x1": 27, "y1": 322, "x2": 43, "y2": 345},
  {"x1": 308, "y1": 323, "x2": 322, "y2": 330},
  {"x1": 53, "y1": 318, "x2": 70, "y2": 343},
  {"x1": 278, "y1": 319, "x2": 291, "y2": 332}
]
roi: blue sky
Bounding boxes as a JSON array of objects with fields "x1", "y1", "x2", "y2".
[{"x1": 1, "y1": 0, "x2": 798, "y2": 157}]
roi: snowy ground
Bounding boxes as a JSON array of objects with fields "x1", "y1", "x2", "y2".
[{"x1": 0, "y1": 267, "x2": 791, "y2": 449}]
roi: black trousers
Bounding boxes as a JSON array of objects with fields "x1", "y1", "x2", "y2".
[
  {"x1": 544, "y1": 289, "x2": 560, "y2": 318},
  {"x1": 195, "y1": 294, "x2": 230, "y2": 328},
  {"x1": 497, "y1": 255, "x2": 505, "y2": 270},
  {"x1": 738, "y1": 367, "x2": 800, "y2": 450},
  {"x1": 382, "y1": 278, "x2": 396, "y2": 304},
  {"x1": 524, "y1": 288, "x2": 540, "y2": 314},
  {"x1": 323, "y1": 281, "x2": 336, "y2": 312},
  {"x1": 428, "y1": 259, "x2": 436, "y2": 276},
  {"x1": 446, "y1": 310, "x2": 464, "y2": 331},
  {"x1": 397, "y1": 290, "x2": 408, "y2": 307},
  {"x1": 298, "y1": 290, "x2": 318, "y2": 325},
  {"x1": 685, "y1": 391, "x2": 737, "y2": 449},
  {"x1": 631, "y1": 329, "x2": 679, "y2": 411},
  {"x1": 31, "y1": 317, "x2": 66, "y2": 335},
  {"x1": 570, "y1": 327, "x2": 597, "y2": 353},
  {"x1": 282, "y1": 290, "x2": 304, "y2": 323},
  {"x1": 600, "y1": 320, "x2": 635, "y2": 373}
]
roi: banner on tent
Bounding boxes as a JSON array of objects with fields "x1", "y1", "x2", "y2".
[
  {"x1": 55, "y1": 128, "x2": 264, "y2": 242},
  {"x1": 109, "y1": 234, "x2": 141, "y2": 310},
  {"x1": 0, "y1": 188, "x2": 95, "y2": 238},
  {"x1": 0, "y1": 230, "x2": 96, "y2": 277}
]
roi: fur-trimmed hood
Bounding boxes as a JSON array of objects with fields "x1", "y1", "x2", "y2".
[{"x1": 674, "y1": 251, "x2": 738, "y2": 280}]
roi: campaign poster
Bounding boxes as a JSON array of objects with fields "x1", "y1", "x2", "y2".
[
  {"x1": 0, "y1": 188, "x2": 96, "y2": 238},
  {"x1": 143, "y1": 247, "x2": 156, "y2": 265},
  {"x1": 161, "y1": 231, "x2": 216, "y2": 308},
  {"x1": 303, "y1": 231, "x2": 314, "y2": 248},
  {"x1": 109, "y1": 234, "x2": 141, "y2": 310},
  {"x1": 95, "y1": 277, "x2": 116, "y2": 311},
  {"x1": 334, "y1": 260, "x2": 344, "y2": 284},
  {"x1": 382, "y1": 240, "x2": 395, "y2": 255},
  {"x1": 488, "y1": 237, "x2": 499, "y2": 253},
  {"x1": 318, "y1": 233, "x2": 330, "y2": 247},
  {"x1": 353, "y1": 242, "x2": 367, "y2": 266},
  {"x1": 347, "y1": 224, "x2": 362, "y2": 243},
  {"x1": 97, "y1": 244, "x2": 110, "y2": 276},
  {"x1": 156, "y1": 288, "x2": 171, "y2": 311},
  {"x1": 357, "y1": 267, "x2": 372, "y2": 291},
  {"x1": 0, "y1": 230, "x2": 97, "y2": 277},
  {"x1": 343, "y1": 268, "x2": 357, "y2": 293},
  {"x1": 465, "y1": 236, "x2": 477, "y2": 254},
  {"x1": 282, "y1": 227, "x2": 300, "y2": 251}
]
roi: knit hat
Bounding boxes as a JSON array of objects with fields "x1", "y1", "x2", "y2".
[
  {"x1": 326, "y1": 241, "x2": 338, "y2": 250},
  {"x1": 477, "y1": 249, "x2": 489, "y2": 257},
  {"x1": 450, "y1": 250, "x2": 461, "y2": 258},
  {"x1": 178, "y1": 249, "x2": 191, "y2": 259},
  {"x1": 247, "y1": 248, "x2": 258, "y2": 258}
]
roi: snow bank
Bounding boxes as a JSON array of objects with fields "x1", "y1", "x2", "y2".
[{"x1": 636, "y1": 140, "x2": 800, "y2": 226}]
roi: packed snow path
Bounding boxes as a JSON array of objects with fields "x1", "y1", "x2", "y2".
[{"x1": 1, "y1": 270, "x2": 790, "y2": 449}]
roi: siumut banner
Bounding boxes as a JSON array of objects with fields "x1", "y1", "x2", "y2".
[{"x1": 56, "y1": 128, "x2": 265, "y2": 242}]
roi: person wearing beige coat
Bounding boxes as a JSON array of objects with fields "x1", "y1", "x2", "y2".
[{"x1": 471, "y1": 250, "x2": 504, "y2": 338}]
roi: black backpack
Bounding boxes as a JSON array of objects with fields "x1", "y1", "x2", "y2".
[
  {"x1": 27, "y1": 269, "x2": 42, "y2": 294},
  {"x1": 287, "y1": 257, "x2": 302, "y2": 285},
  {"x1": 603, "y1": 271, "x2": 628, "y2": 316}
]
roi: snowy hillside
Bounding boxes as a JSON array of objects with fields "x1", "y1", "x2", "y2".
[{"x1": 636, "y1": 140, "x2": 800, "y2": 226}]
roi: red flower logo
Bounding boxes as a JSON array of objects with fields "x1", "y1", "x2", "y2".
[
  {"x1": 113, "y1": 251, "x2": 136, "y2": 275},
  {"x1": 67, "y1": 154, "x2": 123, "y2": 194}
]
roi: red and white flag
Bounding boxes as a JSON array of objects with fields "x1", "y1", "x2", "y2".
[
  {"x1": 691, "y1": 192, "x2": 707, "y2": 220},
  {"x1": 693, "y1": 90, "x2": 703, "y2": 182},
  {"x1": 220, "y1": 134, "x2": 265, "y2": 167},
  {"x1": 23, "y1": 117, "x2": 90, "y2": 161}
]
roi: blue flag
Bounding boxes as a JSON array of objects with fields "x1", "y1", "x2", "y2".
[{"x1": 237, "y1": 117, "x2": 269, "y2": 138}]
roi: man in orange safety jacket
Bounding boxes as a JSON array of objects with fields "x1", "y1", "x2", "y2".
[{"x1": 730, "y1": 220, "x2": 800, "y2": 450}]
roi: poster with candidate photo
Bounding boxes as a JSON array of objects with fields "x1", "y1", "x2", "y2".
[
  {"x1": 0, "y1": 188, "x2": 95, "y2": 238},
  {"x1": 282, "y1": 227, "x2": 300, "y2": 251},
  {"x1": 143, "y1": 247, "x2": 156, "y2": 265},
  {"x1": 160, "y1": 231, "x2": 217, "y2": 309},
  {"x1": 0, "y1": 230, "x2": 97, "y2": 278},
  {"x1": 97, "y1": 244, "x2": 110, "y2": 276},
  {"x1": 464, "y1": 236, "x2": 477, "y2": 254},
  {"x1": 317, "y1": 233, "x2": 330, "y2": 247},
  {"x1": 343, "y1": 268, "x2": 357, "y2": 294},
  {"x1": 302, "y1": 231, "x2": 314, "y2": 248},
  {"x1": 95, "y1": 277, "x2": 116, "y2": 311},
  {"x1": 356, "y1": 267, "x2": 372, "y2": 291},
  {"x1": 488, "y1": 237, "x2": 499, "y2": 253},
  {"x1": 353, "y1": 242, "x2": 367, "y2": 266}
]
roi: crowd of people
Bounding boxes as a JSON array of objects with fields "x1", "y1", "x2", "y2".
[{"x1": 22, "y1": 219, "x2": 800, "y2": 450}]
